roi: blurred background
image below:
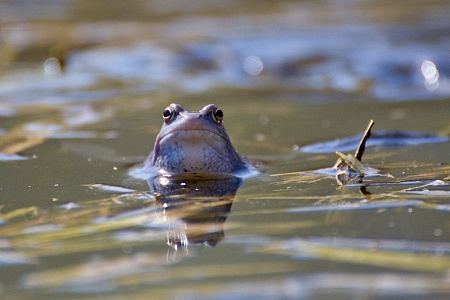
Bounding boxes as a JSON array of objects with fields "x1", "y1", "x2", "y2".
[{"x1": 1, "y1": 0, "x2": 449, "y2": 105}]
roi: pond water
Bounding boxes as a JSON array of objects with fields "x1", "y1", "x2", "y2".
[{"x1": 1, "y1": 1, "x2": 450, "y2": 299}]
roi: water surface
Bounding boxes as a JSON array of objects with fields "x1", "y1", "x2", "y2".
[{"x1": 0, "y1": 1, "x2": 449, "y2": 299}]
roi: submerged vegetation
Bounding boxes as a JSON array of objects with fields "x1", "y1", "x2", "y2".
[{"x1": 0, "y1": 0, "x2": 449, "y2": 298}]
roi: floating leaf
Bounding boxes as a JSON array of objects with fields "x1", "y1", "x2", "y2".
[
  {"x1": 335, "y1": 152, "x2": 368, "y2": 174},
  {"x1": 333, "y1": 120, "x2": 394, "y2": 185},
  {"x1": 260, "y1": 238, "x2": 450, "y2": 273},
  {"x1": 0, "y1": 136, "x2": 46, "y2": 155},
  {"x1": 0, "y1": 206, "x2": 39, "y2": 222},
  {"x1": 83, "y1": 184, "x2": 136, "y2": 194}
]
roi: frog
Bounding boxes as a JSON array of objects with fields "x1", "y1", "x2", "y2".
[{"x1": 143, "y1": 103, "x2": 254, "y2": 177}]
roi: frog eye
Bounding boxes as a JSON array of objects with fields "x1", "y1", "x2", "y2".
[
  {"x1": 163, "y1": 106, "x2": 174, "y2": 122},
  {"x1": 212, "y1": 108, "x2": 224, "y2": 124},
  {"x1": 163, "y1": 104, "x2": 185, "y2": 123}
]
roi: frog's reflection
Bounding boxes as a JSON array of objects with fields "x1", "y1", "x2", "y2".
[{"x1": 147, "y1": 175, "x2": 242, "y2": 249}]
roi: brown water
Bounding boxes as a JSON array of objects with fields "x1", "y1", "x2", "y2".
[{"x1": 1, "y1": 1, "x2": 450, "y2": 299}]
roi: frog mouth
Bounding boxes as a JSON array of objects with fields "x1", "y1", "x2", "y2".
[
  {"x1": 158, "y1": 128, "x2": 228, "y2": 143},
  {"x1": 152, "y1": 129, "x2": 230, "y2": 165}
]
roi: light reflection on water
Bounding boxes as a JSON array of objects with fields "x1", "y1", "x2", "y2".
[
  {"x1": 421, "y1": 59, "x2": 440, "y2": 91},
  {"x1": 0, "y1": 0, "x2": 450, "y2": 299}
]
